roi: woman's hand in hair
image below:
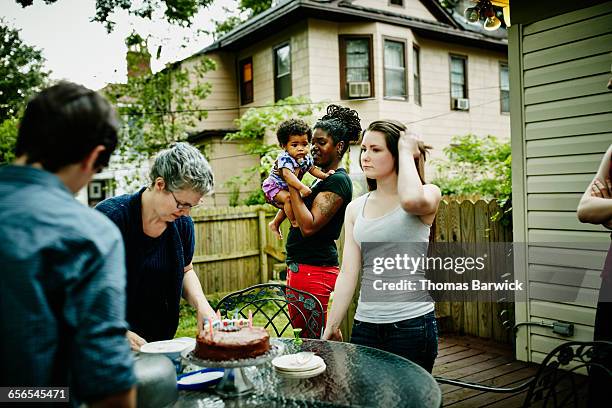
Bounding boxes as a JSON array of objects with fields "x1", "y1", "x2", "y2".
[{"x1": 398, "y1": 131, "x2": 421, "y2": 159}]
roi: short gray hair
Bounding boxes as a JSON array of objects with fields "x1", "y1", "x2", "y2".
[{"x1": 149, "y1": 142, "x2": 214, "y2": 195}]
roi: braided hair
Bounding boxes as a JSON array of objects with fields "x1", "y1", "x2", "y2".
[{"x1": 314, "y1": 104, "x2": 362, "y2": 156}]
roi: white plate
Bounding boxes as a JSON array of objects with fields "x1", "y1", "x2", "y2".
[
  {"x1": 173, "y1": 337, "x2": 196, "y2": 347},
  {"x1": 272, "y1": 353, "x2": 324, "y2": 372},
  {"x1": 275, "y1": 362, "x2": 326, "y2": 379},
  {"x1": 178, "y1": 370, "x2": 224, "y2": 386},
  {"x1": 141, "y1": 339, "x2": 192, "y2": 355}
]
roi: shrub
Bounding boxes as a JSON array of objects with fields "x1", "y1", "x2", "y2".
[{"x1": 432, "y1": 134, "x2": 512, "y2": 225}]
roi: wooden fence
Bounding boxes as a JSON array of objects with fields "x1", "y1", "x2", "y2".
[
  {"x1": 190, "y1": 205, "x2": 284, "y2": 295},
  {"x1": 433, "y1": 200, "x2": 514, "y2": 344},
  {"x1": 190, "y1": 200, "x2": 513, "y2": 343}
]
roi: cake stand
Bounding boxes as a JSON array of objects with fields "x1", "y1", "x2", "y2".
[{"x1": 180, "y1": 340, "x2": 284, "y2": 398}]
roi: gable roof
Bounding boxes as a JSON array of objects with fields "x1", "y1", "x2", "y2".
[{"x1": 195, "y1": 0, "x2": 506, "y2": 57}]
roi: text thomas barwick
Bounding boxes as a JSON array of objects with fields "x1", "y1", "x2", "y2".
[{"x1": 372, "y1": 279, "x2": 524, "y2": 291}]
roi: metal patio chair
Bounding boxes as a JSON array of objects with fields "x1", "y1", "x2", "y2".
[
  {"x1": 214, "y1": 283, "x2": 325, "y2": 339},
  {"x1": 435, "y1": 340, "x2": 612, "y2": 407}
]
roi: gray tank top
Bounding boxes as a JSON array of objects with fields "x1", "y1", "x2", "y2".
[{"x1": 353, "y1": 193, "x2": 435, "y2": 323}]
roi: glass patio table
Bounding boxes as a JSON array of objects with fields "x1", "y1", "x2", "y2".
[{"x1": 174, "y1": 338, "x2": 442, "y2": 407}]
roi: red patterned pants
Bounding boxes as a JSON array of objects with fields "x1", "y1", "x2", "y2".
[{"x1": 286, "y1": 263, "x2": 339, "y2": 338}]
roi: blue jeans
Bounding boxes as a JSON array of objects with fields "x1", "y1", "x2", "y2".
[{"x1": 350, "y1": 311, "x2": 438, "y2": 372}]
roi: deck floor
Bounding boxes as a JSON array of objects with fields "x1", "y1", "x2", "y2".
[{"x1": 433, "y1": 335, "x2": 589, "y2": 407}]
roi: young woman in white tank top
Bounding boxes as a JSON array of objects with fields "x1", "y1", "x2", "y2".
[{"x1": 322, "y1": 120, "x2": 442, "y2": 372}]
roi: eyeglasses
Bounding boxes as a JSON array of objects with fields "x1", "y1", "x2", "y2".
[{"x1": 170, "y1": 191, "x2": 201, "y2": 210}]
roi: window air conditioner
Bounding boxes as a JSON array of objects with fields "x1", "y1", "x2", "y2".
[
  {"x1": 452, "y1": 98, "x2": 469, "y2": 110},
  {"x1": 348, "y1": 81, "x2": 371, "y2": 98}
]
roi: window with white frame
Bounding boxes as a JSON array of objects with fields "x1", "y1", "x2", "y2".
[
  {"x1": 274, "y1": 43, "x2": 291, "y2": 101},
  {"x1": 413, "y1": 45, "x2": 421, "y2": 105},
  {"x1": 339, "y1": 36, "x2": 374, "y2": 99},
  {"x1": 384, "y1": 39, "x2": 407, "y2": 100},
  {"x1": 500, "y1": 62, "x2": 509, "y2": 113},
  {"x1": 87, "y1": 179, "x2": 113, "y2": 207},
  {"x1": 450, "y1": 55, "x2": 468, "y2": 108}
]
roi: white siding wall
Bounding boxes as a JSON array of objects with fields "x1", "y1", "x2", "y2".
[{"x1": 510, "y1": 2, "x2": 612, "y2": 362}]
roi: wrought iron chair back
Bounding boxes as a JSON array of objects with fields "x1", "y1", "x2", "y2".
[
  {"x1": 214, "y1": 283, "x2": 325, "y2": 339},
  {"x1": 522, "y1": 340, "x2": 611, "y2": 407},
  {"x1": 435, "y1": 340, "x2": 612, "y2": 407}
]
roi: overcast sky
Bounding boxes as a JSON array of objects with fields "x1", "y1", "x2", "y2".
[{"x1": 2, "y1": 0, "x2": 237, "y2": 90}]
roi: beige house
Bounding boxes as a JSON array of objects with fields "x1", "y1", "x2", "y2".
[{"x1": 180, "y1": 0, "x2": 511, "y2": 205}]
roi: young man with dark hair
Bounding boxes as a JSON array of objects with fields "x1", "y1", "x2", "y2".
[{"x1": 0, "y1": 82, "x2": 136, "y2": 407}]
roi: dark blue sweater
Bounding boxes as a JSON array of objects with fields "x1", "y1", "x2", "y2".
[{"x1": 96, "y1": 188, "x2": 194, "y2": 341}]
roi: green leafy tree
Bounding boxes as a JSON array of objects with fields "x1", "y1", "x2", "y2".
[
  {"x1": 102, "y1": 36, "x2": 216, "y2": 190},
  {"x1": 239, "y1": 0, "x2": 273, "y2": 15},
  {"x1": 0, "y1": 116, "x2": 19, "y2": 164},
  {"x1": 210, "y1": 0, "x2": 274, "y2": 40},
  {"x1": 211, "y1": 13, "x2": 244, "y2": 40},
  {"x1": 224, "y1": 96, "x2": 324, "y2": 205},
  {"x1": 15, "y1": 0, "x2": 215, "y2": 32},
  {"x1": 432, "y1": 134, "x2": 512, "y2": 223},
  {"x1": 0, "y1": 19, "x2": 49, "y2": 164},
  {"x1": 0, "y1": 19, "x2": 49, "y2": 121}
]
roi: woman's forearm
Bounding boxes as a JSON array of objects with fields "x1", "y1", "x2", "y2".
[
  {"x1": 182, "y1": 270, "x2": 215, "y2": 319},
  {"x1": 397, "y1": 147, "x2": 426, "y2": 210},
  {"x1": 326, "y1": 269, "x2": 359, "y2": 331},
  {"x1": 577, "y1": 196, "x2": 612, "y2": 224},
  {"x1": 578, "y1": 145, "x2": 612, "y2": 225}
]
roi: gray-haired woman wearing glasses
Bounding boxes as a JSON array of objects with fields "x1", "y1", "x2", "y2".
[{"x1": 96, "y1": 142, "x2": 216, "y2": 350}]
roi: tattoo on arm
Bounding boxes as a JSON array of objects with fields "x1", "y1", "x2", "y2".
[
  {"x1": 300, "y1": 191, "x2": 344, "y2": 235},
  {"x1": 318, "y1": 192, "x2": 342, "y2": 217}
]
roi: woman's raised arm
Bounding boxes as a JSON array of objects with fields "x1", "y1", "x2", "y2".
[{"x1": 397, "y1": 132, "x2": 441, "y2": 217}]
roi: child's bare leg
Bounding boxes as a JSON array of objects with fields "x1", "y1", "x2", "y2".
[
  {"x1": 272, "y1": 190, "x2": 298, "y2": 227},
  {"x1": 268, "y1": 191, "x2": 294, "y2": 237},
  {"x1": 268, "y1": 209, "x2": 286, "y2": 239},
  {"x1": 283, "y1": 199, "x2": 298, "y2": 227}
]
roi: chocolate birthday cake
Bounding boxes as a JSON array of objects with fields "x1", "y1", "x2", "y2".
[{"x1": 195, "y1": 318, "x2": 270, "y2": 361}]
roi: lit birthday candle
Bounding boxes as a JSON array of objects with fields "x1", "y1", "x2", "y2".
[{"x1": 248, "y1": 310, "x2": 253, "y2": 328}]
